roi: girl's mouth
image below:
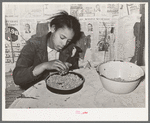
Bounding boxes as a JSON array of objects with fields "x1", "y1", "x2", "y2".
[
  {"x1": 56, "y1": 46, "x2": 63, "y2": 51},
  {"x1": 58, "y1": 46, "x2": 63, "y2": 50}
]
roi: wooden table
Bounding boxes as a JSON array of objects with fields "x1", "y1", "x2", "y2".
[{"x1": 9, "y1": 67, "x2": 145, "y2": 108}]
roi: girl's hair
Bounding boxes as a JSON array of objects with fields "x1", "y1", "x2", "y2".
[
  {"x1": 49, "y1": 11, "x2": 81, "y2": 41},
  {"x1": 88, "y1": 23, "x2": 92, "y2": 26}
]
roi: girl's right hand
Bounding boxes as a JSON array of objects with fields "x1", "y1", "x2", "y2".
[{"x1": 44, "y1": 60, "x2": 72, "y2": 73}]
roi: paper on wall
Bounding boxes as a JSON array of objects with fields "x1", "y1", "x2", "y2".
[
  {"x1": 3, "y1": 3, "x2": 142, "y2": 69},
  {"x1": 5, "y1": 4, "x2": 19, "y2": 17},
  {"x1": 19, "y1": 19, "x2": 36, "y2": 42},
  {"x1": 19, "y1": 4, "x2": 44, "y2": 18},
  {"x1": 43, "y1": 4, "x2": 70, "y2": 16},
  {"x1": 127, "y1": 4, "x2": 140, "y2": 15},
  {"x1": 79, "y1": 17, "x2": 118, "y2": 63},
  {"x1": 107, "y1": 4, "x2": 119, "y2": 17}
]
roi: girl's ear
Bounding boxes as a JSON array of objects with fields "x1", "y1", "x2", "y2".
[{"x1": 51, "y1": 25, "x2": 56, "y2": 33}]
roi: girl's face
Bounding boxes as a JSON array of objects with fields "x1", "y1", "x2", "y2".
[{"x1": 51, "y1": 26, "x2": 75, "y2": 51}]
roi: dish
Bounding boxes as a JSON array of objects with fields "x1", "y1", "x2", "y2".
[
  {"x1": 45, "y1": 72, "x2": 85, "y2": 94},
  {"x1": 96, "y1": 61, "x2": 145, "y2": 94}
]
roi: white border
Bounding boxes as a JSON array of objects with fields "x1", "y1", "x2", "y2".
[{"x1": 2, "y1": 2, "x2": 149, "y2": 121}]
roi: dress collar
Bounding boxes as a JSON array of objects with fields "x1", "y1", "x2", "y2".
[{"x1": 47, "y1": 46, "x2": 53, "y2": 52}]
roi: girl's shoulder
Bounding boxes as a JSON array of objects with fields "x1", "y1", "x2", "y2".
[{"x1": 27, "y1": 35, "x2": 44, "y2": 47}]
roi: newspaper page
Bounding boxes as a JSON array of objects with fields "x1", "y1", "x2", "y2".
[
  {"x1": 127, "y1": 4, "x2": 140, "y2": 15},
  {"x1": 5, "y1": 16, "x2": 20, "y2": 72},
  {"x1": 79, "y1": 17, "x2": 118, "y2": 63},
  {"x1": 43, "y1": 4, "x2": 70, "y2": 17}
]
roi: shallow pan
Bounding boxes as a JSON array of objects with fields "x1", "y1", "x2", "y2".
[{"x1": 45, "y1": 72, "x2": 85, "y2": 94}]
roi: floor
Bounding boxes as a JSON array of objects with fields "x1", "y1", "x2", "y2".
[{"x1": 5, "y1": 72, "x2": 25, "y2": 108}]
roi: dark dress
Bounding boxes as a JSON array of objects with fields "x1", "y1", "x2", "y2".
[{"x1": 13, "y1": 32, "x2": 82, "y2": 89}]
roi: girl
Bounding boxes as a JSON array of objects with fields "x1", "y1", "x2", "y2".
[{"x1": 13, "y1": 11, "x2": 81, "y2": 88}]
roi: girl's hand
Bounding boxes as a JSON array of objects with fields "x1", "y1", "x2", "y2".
[
  {"x1": 44, "y1": 60, "x2": 72, "y2": 74},
  {"x1": 32, "y1": 60, "x2": 72, "y2": 77}
]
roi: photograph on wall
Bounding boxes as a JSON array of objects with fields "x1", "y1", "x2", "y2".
[{"x1": 19, "y1": 19, "x2": 36, "y2": 41}]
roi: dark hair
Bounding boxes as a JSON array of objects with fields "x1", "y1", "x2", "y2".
[
  {"x1": 88, "y1": 23, "x2": 93, "y2": 31},
  {"x1": 25, "y1": 23, "x2": 30, "y2": 28},
  {"x1": 49, "y1": 11, "x2": 81, "y2": 41},
  {"x1": 88, "y1": 23, "x2": 92, "y2": 26}
]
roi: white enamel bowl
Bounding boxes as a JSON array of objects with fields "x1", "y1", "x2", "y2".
[{"x1": 96, "y1": 61, "x2": 145, "y2": 94}]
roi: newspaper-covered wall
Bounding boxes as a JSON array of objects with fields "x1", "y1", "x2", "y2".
[
  {"x1": 4, "y1": 3, "x2": 141, "y2": 72},
  {"x1": 79, "y1": 17, "x2": 118, "y2": 63}
]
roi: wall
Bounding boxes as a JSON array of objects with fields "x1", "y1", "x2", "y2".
[{"x1": 4, "y1": 3, "x2": 142, "y2": 72}]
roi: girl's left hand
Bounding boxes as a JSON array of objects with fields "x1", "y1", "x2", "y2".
[{"x1": 60, "y1": 62, "x2": 72, "y2": 75}]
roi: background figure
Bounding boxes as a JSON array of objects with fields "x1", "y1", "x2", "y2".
[
  {"x1": 95, "y1": 4, "x2": 101, "y2": 16},
  {"x1": 25, "y1": 23, "x2": 31, "y2": 33},
  {"x1": 95, "y1": 4, "x2": 101, "y2": 12},
  {"x1": 87, "y1": 23, "x2": 93, "y2": 32},
  {"x1": 97, "y1": 22, "x2": 109, "y2": 52},
  {"x1": 106, "y1": 27, "x2": 115, "y2": 61}
]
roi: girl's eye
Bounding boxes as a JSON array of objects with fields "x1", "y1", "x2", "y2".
[
  {"x1": 60, "y1": 36, "x2": 65, "y2": 40},
  {"x1": 60, "y1": 35, "x2": 72, "y2": 45}
]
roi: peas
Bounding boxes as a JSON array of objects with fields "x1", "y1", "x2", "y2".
[{"x1": 47, "y1": 73, "x2": 83, "y2": 90}]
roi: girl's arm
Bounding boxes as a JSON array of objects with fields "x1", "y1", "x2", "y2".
[{"x1": 13, "y1": 42, "x2": 43, "y2": 86}]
